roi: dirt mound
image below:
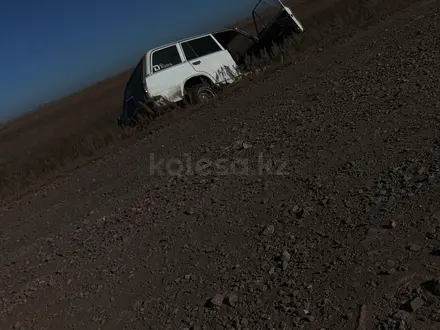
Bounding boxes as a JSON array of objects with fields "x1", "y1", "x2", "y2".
[{"x1": 1, "y1": 0, "x2": 439, "y2": 329}]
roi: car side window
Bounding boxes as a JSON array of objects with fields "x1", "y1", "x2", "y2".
[
  {"x1": 152, "y1": 45, "x2": 182, "y2": 73},
  {"x1": 181, "y1": 43, "x2": 198, "y2": 61},
  {"x1": 181, "y1": 35, "x2": 222, "y2": 61}
]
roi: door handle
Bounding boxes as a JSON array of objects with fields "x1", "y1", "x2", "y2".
[{"x1": 192, "y1": 60, "x2": 201, "y2": 65}]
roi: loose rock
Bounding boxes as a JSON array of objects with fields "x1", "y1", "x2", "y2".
[
  {"x1": 225, "y1": 293, "x2": 238, "y2": 307},
  {"x1": 261, "y1": 225, "x2": 275, "y2": 236},
  {"x1": 431, "y1": 210, "x2": 440, "y2": 221},
  {"x1": 281, "y1": 250, "x2": 291, "y2": 262},
  {"x1": 407, "y1": 244, "x2": 421, "y2": 252},
  {"x1": 388, "y1": 220, "x2": 397, "y2": 229},
  {"x1": 422, "y1": 278, "x2": 440, "y2": 296},
  {"x1": 12, "y1": 322, "x2": 22, "y2": 329},
  {"x1": 243, "y1": 143, "x2": 253, "y2": 150},
  {"x1": 206, "y1": 294, "x2": 225, "y2": 308},
  {"x1": 404, "y1": 296, "x2": 424, "y2": 312}
]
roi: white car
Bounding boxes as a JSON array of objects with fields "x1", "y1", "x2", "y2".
[{"x1": 118, "y1": 0, "x2": 304, "y2": 126}]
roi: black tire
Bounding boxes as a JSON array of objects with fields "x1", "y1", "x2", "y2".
[{"x1": 187, "y1": 83, "x2": 217, "y2": 105}]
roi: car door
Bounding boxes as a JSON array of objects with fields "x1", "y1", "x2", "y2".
[
  {"x1": 146, "y1": 44, "x2": 196, "y2": 102},
  {"x1": 179, "y1": 35, "x2": 240, "y2": 85}
]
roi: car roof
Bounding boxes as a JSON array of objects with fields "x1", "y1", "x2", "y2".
[{"x1": 143, "y1": 27, "x2": 243, "y2": 56}]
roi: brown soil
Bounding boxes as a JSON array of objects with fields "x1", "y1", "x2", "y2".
[{"x1": 1, "y1": 0, "x2": 440, "y2": 329}]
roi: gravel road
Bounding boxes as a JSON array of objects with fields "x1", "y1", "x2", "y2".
[{"x1": 1, "y1": 0, "x2": 439, "y2": 329}]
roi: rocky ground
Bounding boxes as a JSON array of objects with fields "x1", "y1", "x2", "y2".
[{"x1": 1, "y1": 0, "x2": 440, "y2": 329}]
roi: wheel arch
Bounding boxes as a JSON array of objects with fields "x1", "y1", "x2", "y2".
[{"x1": 182, "y1": 74, "x2": 216, "y2": 95}]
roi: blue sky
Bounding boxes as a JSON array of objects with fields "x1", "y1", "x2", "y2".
[{"x1": 0, "y1": 0, "x2": 257, "y2": 121}]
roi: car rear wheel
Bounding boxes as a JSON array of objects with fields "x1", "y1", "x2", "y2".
[{"x1": 188, "y1": 83, "x2": 217, "y2": 105}]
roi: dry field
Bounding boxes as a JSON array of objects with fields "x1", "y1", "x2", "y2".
[{"x1": 0, "y1": 0, "x2": 414, "y2": 201}]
